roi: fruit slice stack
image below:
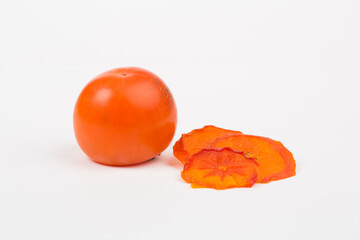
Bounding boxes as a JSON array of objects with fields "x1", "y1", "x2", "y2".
[{"x1": 173, "y1": 125, "x2": 296, "y2": 189}]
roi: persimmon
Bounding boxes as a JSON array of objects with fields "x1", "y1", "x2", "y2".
[
  {"x1": 181, "y1": 148, "x2": 258, "y2": 190},
  {"x1": 73, "y1": 67, "x2": 177, "y2": 166},
  {"x1": 210, "y1": 134, "x2": 296, "y2": 183},
  {"x1": 173, "y1": 125, "x2": 242, "y2": 164}
]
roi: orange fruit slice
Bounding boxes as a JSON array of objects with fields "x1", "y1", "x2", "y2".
[
  {"x1": 173, "y1": 125, "x2": 242, "y2": 164},
  {"x1": 210, "y1": 134, "x2": 296, "y2": 183},
  {"x1": 181, "y1": 148, "x2": 258, "y2": 190}
]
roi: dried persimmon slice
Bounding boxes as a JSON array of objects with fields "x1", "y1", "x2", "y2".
[
  {"x1": 181, "y1": 148, "x2": 258, "y2": 190},
  {"x1": 173, "y1": 125, "x2": 242, "y2": 164},
  {"x1": 210, "y1": 134, "x2": 296, "y2": 183}
]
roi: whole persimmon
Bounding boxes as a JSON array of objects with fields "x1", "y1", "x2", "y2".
[{"x1": 74, "y1": 67, "x2": 177, "y2": 166}]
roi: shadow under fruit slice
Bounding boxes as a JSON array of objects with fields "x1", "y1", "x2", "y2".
[
  {"x1": 210, "y1": 134, "x2": 296, "y2": 183},
  {"x1": 173, "y1": 125, "x2": 242, "y2": 164},
  {"x1": 181, "y1": 148, "x2": 258, "y2": 190}
]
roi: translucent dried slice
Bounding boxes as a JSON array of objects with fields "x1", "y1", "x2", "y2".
[
  {"x1": 210, "y1": 134, "x2": 296, "y2": 183},
  {"x1": 181, "y1": 148, "x2": 258, "y2": 190},
  {"x1": 173, "y1": 125, "x2": 242, "y2": 164}
]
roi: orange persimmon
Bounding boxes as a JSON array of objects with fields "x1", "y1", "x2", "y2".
[
  {"x1": 210, "y1": 134, "x2": 296, "y2": 183},
  {"x1": 181, "y1": 148, "x2": 258, "y2": 189},
  {"x1": 173, "y1": 125, "x2": 242, "y2": 164},
  {"x1": 74, "y1": 67, "x2": 177, "y2": 166}
]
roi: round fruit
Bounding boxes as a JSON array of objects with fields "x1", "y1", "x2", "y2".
[{"x1": 73, "y1": 67, "x2": 177, "y2": 166}]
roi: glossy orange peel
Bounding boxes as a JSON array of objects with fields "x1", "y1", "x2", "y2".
[
  {"x1": 173, "y1": 125, "x2": 242, "y2": 164},
  {"x1": 181, "y1": 148, "x2": 258, "y2": 190}
]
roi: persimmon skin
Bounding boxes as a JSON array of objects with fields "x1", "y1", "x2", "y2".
[{"x1": 73, "y1": 67, "x2": 177, "y2": 166}]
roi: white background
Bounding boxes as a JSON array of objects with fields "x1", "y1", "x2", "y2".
[{"x1": 1, "y1": 0, "x2": 359, "y2": 239}]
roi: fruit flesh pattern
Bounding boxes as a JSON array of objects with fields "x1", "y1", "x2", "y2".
[{"x1": 181, "y1": 148, "x2": 258, "y2": 190}]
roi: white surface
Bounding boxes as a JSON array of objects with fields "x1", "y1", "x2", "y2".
[{"x1": 1, "y1": 0, "x2": 360, "y2": 239}]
